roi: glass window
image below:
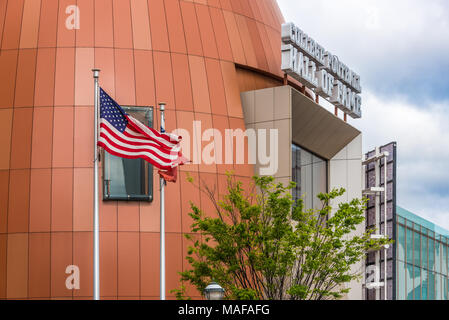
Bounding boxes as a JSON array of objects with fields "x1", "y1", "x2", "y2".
[
  {"x1": 414, "y1": 266, "x2": 421, "y2": 300},
  {"x1": 413, "y1": 231, "x2": 421, "y2": 267},
  {"x1": 397, "y1": 224, "x2": 406, "y2": 262},
  {"x1": 406, "y1": 263, "x2": 414, "y2": 300},
  {"x1": 397, "y1": 261, "x2": 406, "y2": 300},
  {"x1": 103, "y1": 107, "x2": 154, "y2": 201},
  {"x1": 422, "y1": 236, "x2": 428, "y2": 270},
  {"x1": 291, "y1": 144, "x2": 327, "y2": 209},
  {"x1": 406, "y1": 227, "x2": 413, "y2": 265},
  {"x1": 435, "y1": 241, "x2": 441, "y2": 274},
  {"x1": 429, "y1": 239, "x2": 435, "y2": 272},
  {"x1": 443, "y1": 276, "x2": 448, "y2": 300},
  {"x1": 422, "y1": 269, "x2": 428, "y2": 300},
  {"x1": 429, "y1": 272, "x2": 435, "y2": 300},
  {"x1": 436, "y1": 274, "x2": 442, "y2": 300},
  {"x1": 397, "y1": 215, "x2": 405, "y2": 224}
]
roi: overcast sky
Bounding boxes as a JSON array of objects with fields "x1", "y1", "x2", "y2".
[{"x1": 277, "y1": 0, "x2": 449, "y2": 230}]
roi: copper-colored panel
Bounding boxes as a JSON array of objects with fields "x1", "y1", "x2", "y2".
[
  {"x1": 54, "y1": 48, "x2": 75, "y2": 107},
  {"x1": 19, "y1": 0, "x2": 41, "y2": 49},
  {"x1": 246, "y1": 18, "x2": 269, "y2": 71},
  {"x1": 76, "y1": 0, "x2": 94, "y2": 47},
  {"x1": 148, "y1": 0, "x2": 170, "y2": 52},
  {"x1": 165, "y1": 177, "x2": 182, "y2": 233},
  {"x1": 170, "y1": 53, "x2": 192, "y2": 112},
  {"x1": 8, "y1": 169, "x2": 30, "y2": 233},
  {"x1": 0, "y1": 234, "x2": 6, "y2": 299},
  {"x1": 51, "y1": 168, "x2": 73, "y2": 232},
  {"x1": 196, "y1": 112, "x2": 217, "y2": 174},
  {"x1": 140, "y1": 233, "x2": 159, "y2": 297},
  {"x1": 38, "y1": 0, "x2": 58, "y2": 48},
  {"x1": 234, "y1": 15, "x2": 258, "y2": 69},
  {"x1": 1, "y1": 0, "x2": 24, "y2": 50},
  {"x1": 256, "y1": 22, "x2": 278, "y2": 74},
  {"x1": 57, "y1": 0, "x2": 76, "y2": 47},
  {"x1": 29, "y1": 233, "x2": 51, "y2": 298},
  {"x1": 114, "y1": 49, "x2": 136, "y2": 106},
  {"x1": 134, "y1": 50, "x2": 155, "y2": 107},
  {"x1": 164, "y1": 0, "x2": 187, "y2": 54},
  {"x1": 0, "y1": 50, "x2": 18, "y2": 108},
  {"x1": 228, "y1": 117, "x2": 253, "y2": 177},
  {"x1": 220, "y1": 0, "x2": 232, "y2": 11},
  {"x1": 0, "y1": 109, "x2": 13, "y2": 170},
  {"x1": 99, "y1": 183, "x2": 117, "y2": 232},
  {"x1": 240, "y1": 0, "x2": 254, "y2": 18},
  {"x1": 229, "y1": 0, "x2": 244, "y2": 16},
  {"x1": 220, "y1": 61, "x2": 243, "y2": 118},
  {"x1": 74, "y1": 107, "x2": 94, "y2": 168},
  {"x1": 73, "y1": 168, "x2": 93, "y2": 232},
  {"x1": 207, "y1": 0, "x2": 221, "y2": 8},
  {"x1": 6, "y1": 233, "x2": 28, "y2": 299},
  {"x1": 153, "y1": 51, "x2": 175, "y2": 109},
  {"x1": 112, "y1": 0, "x2": 133, "y2": 49},
  {"x1": 29, "y1": 169, "x2": 51, "y2": 233},
  {"x1": 209, "y1": 7, "x2": 233, "y2": 62},
  {"x1": 34, "y1": 48, "x2": 56, "y2": 107},
  {"x1": 73, "y1": 232, "x2": 93, "y2": 297},
  {"x1": 205, "y1": 58, "x2": 228, "y2": 116},
  {"x1": 51, "y1": 232, "x2": 72, "y2": 297},
  {"x1": 10, "y1": 108, "x2": 33, "y2": 169},
  {"x1": 248, "y1": 0, "x2": 262, "y2": 22},
  {"x1": 75, "y1": 48, "x2": 94, "y2": 106},
  {"x1": 52, "y1": 107, "x2": 74, "y2": 168},
  {"x1": 118, "y1": 202, "x2": 140, "y2": 232},
  {"x1": 176, "y1": 110, "x2": 198, "y2": 173},
  {"x1": 222, "y1": 11, "x2": 246, "y2": 65},
  {"x1": 0, "y1": 1, "x2": 7, "y2": 46},
  {"x1": 165, "y1": 233, "x2": 182, "y2": 297},
  {"x1": 130, "y1": 0, "x2": 152, "y2": 50},
  {"x1": 180, "y1": 171, "x2": 200, "y2": 234},
  {"x1": 94, "y1": 0, "x2": 114, "y2": 48},
  {"x1": 265, "y1": 26, "x2": 283, "y2": 78},
  {"x1": 195, "y1": 4, "x2": 219, "y2": 59},
  {"x1": 100, "y1": 232, "x2": 117, "y2": 297},
  {"x1": 189, "y1": 55, "x2": 211, "y2": 114},
  {"x1": 0, "y1": 171, "x2": 9, "y2": 233},
  {"x1": 31, "y1": 107, "x2": 53, "y2": 168},
  {"x1": 212, "y1": 115, "x2": 234, "y2": 174},
  {"x1": 95, "y1": 48, "x2": 115, "y2": 97},
  {"x1": 118, "y1": 232, "x2": 140, "y2": 297},
  {"x1": 180, "y1": 1, "x2": 203, "y2": 56},
  {"x1": 139, "y1": 174, "x2": 159, "y2": 233},
  {"x1": 14, "y1": 49, "x2": 37, "y2": 107}
]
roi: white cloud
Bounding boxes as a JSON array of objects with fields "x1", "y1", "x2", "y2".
[{"x1": 351, "y1": 91, "x2": 449, "y2": 230}]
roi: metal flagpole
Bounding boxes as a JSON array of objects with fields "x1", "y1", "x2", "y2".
[
  {"x1": 92, "y1": 69, "x2": 101, "y2": 300},
  {"x1": 159, "y1": 103, "x2": 166, "y2": 300}
]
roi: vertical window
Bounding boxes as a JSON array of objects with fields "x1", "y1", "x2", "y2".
[
  {"x1": 436, "y1": 241, "x2": 441, "y2": 274},
  {"x1": 429, "y1": 239, "x2": 435, "y2": 272},
  {"x1": 414, "y1": 266, "x2": 421, "y2": 300},
  {"x1": 429, "y1": 272, "x2": 435, "y2": 300},
  {"x1": 397, "y1": 260, "x2": 406, "y2": 300},
  {"x1": 291, "y1": 144, "x2": 327, "y2": 209},
  {"x1": 413, "y1": 231, "x2": 421, "y2": 267},
  {"x1": 422, "y1": 235, "x2": 428, "y2": 270},
  {"x1": 406, "y1": 227, "x2": 413, "y2": 265},
  {"x1": 102, "y1": 107, "x2": 153, "y2": 201},
  {"x1": 422, "y1": 269, "x2": 428, "y2": 300},
  {"x1": 406, "y1": 263, "x2": 414, "y2": 300},
  {"x1": 397, "y1": 224, "x2": 405, "y2": 261},
  {"x1": 436, "y1": 274, "x2": 442, "y2": 300}
]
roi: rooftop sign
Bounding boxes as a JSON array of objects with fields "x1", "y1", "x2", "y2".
[{"x1": 281, "y1": 22, "x2": 362, "y2": 119}]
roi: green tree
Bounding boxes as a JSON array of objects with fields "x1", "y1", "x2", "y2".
[{"x1": 174, "y1": 174, "x2": 390, "y2": 300}]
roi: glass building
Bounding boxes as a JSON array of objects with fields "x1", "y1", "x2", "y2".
[{"x1": 396, "y1": 206, "x2": 449, "y2": 300}]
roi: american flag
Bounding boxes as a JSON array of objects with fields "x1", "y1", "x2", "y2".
[{"x1": 98, "y1": 88, "x2": 186, "y2": 177}]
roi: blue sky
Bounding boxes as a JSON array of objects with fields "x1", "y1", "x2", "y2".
[{"x1": 277, "y1": 0, "x2": 449, "y2": 230}]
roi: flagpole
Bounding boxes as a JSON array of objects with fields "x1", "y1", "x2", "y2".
[
  {"x1": 92, "y1": 69, "x2": 101, "y2": 301},
  {"x1": 159, "y1": 103, "x2": 166, "y2": 300}
]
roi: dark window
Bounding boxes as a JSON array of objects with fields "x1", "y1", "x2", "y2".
[{"x1": 102, "y1": 106, "x2": 153, "y2": 202}]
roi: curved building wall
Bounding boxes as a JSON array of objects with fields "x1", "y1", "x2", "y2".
[{"x1": 0, "y1": 0, "x2": 285, "y2": 299}]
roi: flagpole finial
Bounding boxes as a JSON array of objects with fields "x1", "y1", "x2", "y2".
[
  {"x1": 159, "y1": 102, "x2": 166, "y2": 111},
  {"x1": 92, "y1": 68, "x2": 101, "y2": 79}
]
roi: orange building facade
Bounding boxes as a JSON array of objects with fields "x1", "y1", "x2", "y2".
[{"x1": 0, "y1": 0, "x2": 293, "y2": 299}]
